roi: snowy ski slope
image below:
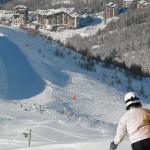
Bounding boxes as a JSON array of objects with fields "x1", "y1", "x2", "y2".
[{"x1": 0, "y1": 25, "x2": 148, "y2": 150}]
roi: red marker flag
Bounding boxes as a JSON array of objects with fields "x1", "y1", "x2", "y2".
[{"x1": 72, "y1": 96, "x2": 77, "y2": 103}]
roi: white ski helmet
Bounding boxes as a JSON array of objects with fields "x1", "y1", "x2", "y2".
[{"x1": 124, "y1": 92, "x2": 140, "y2": 107}]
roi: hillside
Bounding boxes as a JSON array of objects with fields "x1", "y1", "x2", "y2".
[
  {"x1": 0, "y1": 0, "x2": 103, "y2": 10},
  {"x1": 66, "y1": 7, "x2": 150, "y2": 76}
]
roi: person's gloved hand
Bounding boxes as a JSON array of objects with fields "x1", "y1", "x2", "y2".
[{"x1": 110, "y1": 141, "x2": 118, "y2": 150}]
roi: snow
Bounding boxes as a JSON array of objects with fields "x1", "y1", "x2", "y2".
[
  {"x1": 106, "y1": 2, "x2": 114, "y2": 7},
  {"x1": 111, "y1": 4, "x2": 118, "y2": 8},
  {"x1": 0, "y1": 10, "x2": 13, "y2": 20},
  {"x1": 123, "y1": 0, "x2": 133, "y2": 2},
  {"x1": 137, "y1": 0, "x2": 150, "y2": 5},
  {"x1": 0, "y1": 36, "x2": 45, "y2": 99},
  {"x1": 138, "y1": 0, "x2": 146, "y2": 4},
  {"x1": 37, "y1": 8, "x2": 79, "y2": 17},
  {"x1": 51, "y1": 0, "x2": 71, "y2": 5},
  {"x1": 10, "y1": 141, "x2": 131, "y2": 150},
  {"x1": 92, "y1": 45, "x2": 100, "y2": 50},
  {"x1": 0, "y1": 33, "x2": 4, "y2": 36},
  {"x1": 105, "y1": 1, "x2": 118, "y2": 8},
  {"x1": 14, "y1": 5, "x2": 28, "y2": 10},
  {"x1": 0, "y1": 25, "x2": 149, "y2": 150}
]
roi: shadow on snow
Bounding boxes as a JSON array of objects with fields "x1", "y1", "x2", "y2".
[{"x1": 0, "y1": 36, "x2": 45, "y2": 100}]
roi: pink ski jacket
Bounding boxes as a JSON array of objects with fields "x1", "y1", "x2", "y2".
[{"x1": 114, "y1": 108, "x2": 150, "y2": 144}]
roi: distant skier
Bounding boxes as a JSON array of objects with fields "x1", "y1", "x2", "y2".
[{"x1": 110, "y1": 92, "x2": 150, "y2": 150}]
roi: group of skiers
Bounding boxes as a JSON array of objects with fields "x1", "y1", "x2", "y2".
[
  {"x1": 110, "y1": 92, "x2": 150, "y2": 150},
  {"x1": 20, "y1": 103, "x2": 45, "y2": 112}
]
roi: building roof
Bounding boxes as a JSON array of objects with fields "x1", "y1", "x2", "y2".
[
  {"x1": 106, "y1": 2, "x2": 114, "y2": 7},
  {"x1": 106, "y1": 2, "x2": 118, "y2": 8},
  {"x1": 14, "y1": 5, "x2": 28, "y2": 10},
  {"x1": 143, "y1": 2, "x2": 150, "y2": 5},
  {"x1": 111, "y1": 4, "x2": 118, "y2": 8},
  {"x1": 138, "y1": 0, "x2": 145, "y2": 4},
  {"x1": 36, "y1": 8, "x2": 80, "y2": 17},
  {"x1": 137, "y1": 0, "x2": 150, "y2": 5},
  {"x1": 123, "y1": 0, "x2": 133, "y2": 2}
]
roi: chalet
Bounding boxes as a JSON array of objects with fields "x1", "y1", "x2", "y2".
[
  {"x1": 105, "y1": 2, "x2": 118, "y2": 18},
  {"x1": 123, "y1": 0, "x2": 134, "y2": 8},
  {"x1": 137, "y1": 0, "x2": 150, "y2": 9},
  {"x1": 36, "y1": 8, "x2": 80, "y2": 31},
  {"x1": 12, "y1": 5, "x2": 28, "y2": 26}
]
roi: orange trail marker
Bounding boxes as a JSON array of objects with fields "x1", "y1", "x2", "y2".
[{"x1": 72, "y1": 96, "x2": 77, "y2": 103}]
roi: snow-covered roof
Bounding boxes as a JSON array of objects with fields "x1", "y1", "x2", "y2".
[
  {"x1": 111, "y1": 4, "x2": 118, "y2": 8},
  {"x1": 138, "y1": 0, "x2": 150, "y2": 5},
  {"x1": 138, "y1": 0, "x2": 146, "y2": 4},
  {"x1": 123, "y1": 0, "x2": 133, "y2": 2},
  {"x1": 92, "y1": 45, "x2": 100, "y2": 51},
  {"x1": 106, "y1": 2, "x2": 118, "y2": 7},
  {"x1": 143, "y1": 2, "x2": 150, "y2": 5},
  {"x1": 36, "y1": 8, "x2": 79, "y2": 17},
  {"x1": 14, "y1": 5, "x2": 28, "y2": 10},
  {"x1": 51, "y1": 0, "x2": 70, "y2": 5},
  {"x1": 106, "y1": 2, "x2": 114, "y2": 7}
]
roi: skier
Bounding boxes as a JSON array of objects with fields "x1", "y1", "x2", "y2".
[{"x1": 110, "y1": 92, "x2": 150, "y2": 150}]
